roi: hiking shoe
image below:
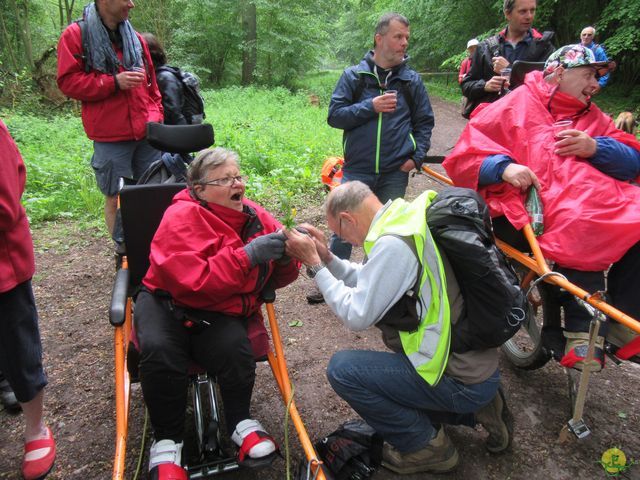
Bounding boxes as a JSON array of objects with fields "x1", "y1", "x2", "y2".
[
  {"x1": 608, "y1": 322, "x2": 638, "y2": 349},
  {"x1": 560, "y1": 331, "x2": 604, "y2": 372},
  {"x1": 306, "y1": 285, "x2": 325, "y2": 304},
  {"x1": 476, "y1": 387, "x2": 513, "y2": 453},
  {"x1": 0, "y1": 377, "x2": 20, "y2": 413},
  {"x1": 381, "y1": 426, "x2": 459, "y2": 474},
  {"x1": 232, "y1": 419, "x2": 277, "y2": 463},
  {"x1": 148, "y1": 439, "x2": 187, "y2": 480}
]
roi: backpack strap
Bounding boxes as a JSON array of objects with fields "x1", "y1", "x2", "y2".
[
  {"x1": 485, "y1": 34, "x2": 502, "y2": 58},
  {"x1": 73, "y1": 19, "x2": 92, "y2": 73},
  {"x1": 353, "y1": 73, "x2": 367, "y2": 104},
  {"x1": 540, "y1": 30, "x2": 555, "y2": 44},
  {"x1": 399, "y1": 80, "x2": 415, "y2": 117}
]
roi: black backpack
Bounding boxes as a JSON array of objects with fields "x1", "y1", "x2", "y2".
[
  {"x1": 426, "y1": 187, "x2": 528, "y2": 353},
  {"x1": 158, "y1": 66, "x2": 206, "y2": 125},
  {"x1": 298, "y1": 420, "x2": 382, "y2": 480}
]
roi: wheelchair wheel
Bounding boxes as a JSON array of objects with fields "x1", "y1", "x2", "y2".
[{"x1": 501, "y1": 265, "x2": 560, "y2": 370}]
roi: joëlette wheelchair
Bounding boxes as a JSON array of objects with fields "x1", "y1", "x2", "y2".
[
  {"x1": 421, "y1": 154, "x2": 640, "y2": 442},
  {"x1": 109, "y1": 123, "x2": 327, "y2": 479}
]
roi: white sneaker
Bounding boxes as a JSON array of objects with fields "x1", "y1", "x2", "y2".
[
  {"x1": 148, "y1": 439, "x2": 185, "y2": 473},
  {"x1": 231, "y1": 419, "x2": 277, "y2": 460}
]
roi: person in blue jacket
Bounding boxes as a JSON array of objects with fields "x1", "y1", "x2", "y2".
[
  {"x1": 308, "y1": 12, "x2": 434, "y2": 303},
  {"x1": 580, "y1": 26, "x2": 610, "y2": 90}
]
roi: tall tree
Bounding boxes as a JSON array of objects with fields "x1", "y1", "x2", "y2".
[{"x1": 242, "y1": 0, "x2": 257, "y2": 85}]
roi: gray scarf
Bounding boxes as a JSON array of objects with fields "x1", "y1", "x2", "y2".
[{"x1": 83, "y1": 2, "x2": 143, "y2": 74}]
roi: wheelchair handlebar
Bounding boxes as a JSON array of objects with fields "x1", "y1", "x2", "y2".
[{"x1": 110, "y1": 267, "x2": 130, "y2": 326}]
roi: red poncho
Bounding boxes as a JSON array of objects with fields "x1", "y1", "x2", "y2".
[{"x1": 444, "y1": 71, "x2": 640, "y2": 271}]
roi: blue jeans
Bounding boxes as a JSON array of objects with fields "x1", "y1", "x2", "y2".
[
  {"x1": 329, "y1": 169, "x2": 409, "y2": 259},
  {"x1": 327, "y1": 350, "x2": 500, "y2": 453}
]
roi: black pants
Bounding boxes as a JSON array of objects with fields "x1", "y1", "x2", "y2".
[
  {"x1": 494, "y1": 217, "x2": 640, "y2": 334},
  {"x1": 0, "y1": 280, "x2": 47, "y2": 403},
  {"x1": 135, "y1": 290, "x2": 256, "y2": 442}
]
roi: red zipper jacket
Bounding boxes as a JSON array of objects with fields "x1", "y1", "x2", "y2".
[
  {"x1": 57, "y1": 22, "x2": 163, "y2": 142},
  {"x1": 143, "y1": 189, "x2": 300, "y2": 357},
  {"x1": 0, "y1": 120, "x2": 35, "y2": 293}
]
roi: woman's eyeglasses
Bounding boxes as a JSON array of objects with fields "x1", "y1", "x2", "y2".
[{"x1": 201, "y1": 175, "x2": 246, "y2": 187}]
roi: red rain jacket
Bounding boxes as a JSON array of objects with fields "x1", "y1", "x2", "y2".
[
  {"x1": 143, "y1": 189, "x2": 300, "y2": 358},
  {"x1": 57, "y1": 23, "x2": 163, "y2": 142},
  {"x1": 444, "y1": 71, "x2": 640, "y2": 271},
  {"x1": 0, "y1": 120, "x2": 35, "y2": 293}
]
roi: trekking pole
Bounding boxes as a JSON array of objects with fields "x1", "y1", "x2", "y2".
[{"x1": 558, "y1": 302, "x2": 605, "y2": 442}]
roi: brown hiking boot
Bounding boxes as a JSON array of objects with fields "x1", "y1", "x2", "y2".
[
  {"x1": 381, "y1": 427, "x2": 459, "y2": 474},
  {"x1": 475, "y1": 387, "x2": 513, "y2": 453},
  {"x1": 306, "y1": 285, "x2": 325, "y2": 304}
]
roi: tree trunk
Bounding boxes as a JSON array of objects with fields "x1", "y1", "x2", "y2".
[
  {"x1": 241, "y1": 0, "x2": 257, "y2": 86},
  {"x1": 9, "y1": 0, "x2": 34, "y2": 69},
  {"x1": 0, "y1": 10, "x2": 19, "y2": 72}
]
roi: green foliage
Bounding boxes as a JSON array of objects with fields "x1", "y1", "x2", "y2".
[
  {"x1": 5, "y1": 80, "x2": 344, "y2": 226},
  {"x1": 598, "y1": 0, "x2": 640, "y2": 87},
  {"x1": 2, "y1": 112, "x2": 101, "y2": 224},
  {"x1": 422, "y1": 75, "x2": 462, "y2": 103},
  {"x1": 205, "y1": 84, "x2": 342, "y2": 211}
]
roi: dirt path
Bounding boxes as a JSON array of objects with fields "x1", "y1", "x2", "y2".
[{"x1": 1, "y1": 96, "x2": 639, "y2": 480}]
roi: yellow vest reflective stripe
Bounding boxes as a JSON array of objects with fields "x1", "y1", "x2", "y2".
[{"x1": 364, "y1": 191, "x2": 451, "y2": 385}]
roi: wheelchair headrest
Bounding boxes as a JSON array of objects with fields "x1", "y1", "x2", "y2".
[
  {"x1": 510, "y1": 61, "x2": 545, "y2": 89},
  {"x1": 146, "y1": 122, "x2": 214, "y2": 154}
]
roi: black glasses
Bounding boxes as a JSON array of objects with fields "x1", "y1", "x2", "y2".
[{"x1": 201, "y1": 175, "x2": 246, "y2": 187}]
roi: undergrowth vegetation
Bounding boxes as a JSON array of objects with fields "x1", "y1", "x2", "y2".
[
  {"x1": 4, "y1": 72, "x2": 344, "y2": 227},
  {"x1": 6, "y1": 70, "x2": 635, "y2": 228}
]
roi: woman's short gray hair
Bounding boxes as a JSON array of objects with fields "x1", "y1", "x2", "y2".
[
  {"x1": 187, "y1": 147, "x2": 240, "y2": 191},
  {"x1": 324, "y1": 181, "x2": 373, "y2": 218}
]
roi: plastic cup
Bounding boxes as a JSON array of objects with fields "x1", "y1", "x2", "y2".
[
  {"x1": 500, "y1": 68, "x2": 512, "y2": 83},
  {"x1": 385, "y1": 89, "x2": 397, "y2": 96},
  {"x1": 552, "y1": 120, "x2": 573, "y2": 139}
]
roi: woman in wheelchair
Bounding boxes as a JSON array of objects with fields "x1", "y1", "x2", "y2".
[{"x1": 134, "y1": 147, "x2": 299, "y2": 479}]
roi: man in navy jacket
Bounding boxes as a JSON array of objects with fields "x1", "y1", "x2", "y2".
[{"x1": 307, "y1": 13, "x2": 434, "y2": 303}]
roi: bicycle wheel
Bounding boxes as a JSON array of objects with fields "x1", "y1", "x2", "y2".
[{"x1": 501, "y1": 266, "x2": 560, "y2": 369}]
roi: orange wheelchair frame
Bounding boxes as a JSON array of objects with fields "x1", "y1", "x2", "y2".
[
  {"x1": 421, "y1": 159, "x2": 640, "y2": 440},
  {"x1": 109, "y1": 123, "x2": 327, "y2": 480},
  {"x1": 110, "y1": 268, "x2": 326, "y2": 479}
]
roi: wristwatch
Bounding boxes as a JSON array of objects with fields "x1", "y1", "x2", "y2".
[{"x1": 306, "y1": 262, "x2": 326, "y2": 279}]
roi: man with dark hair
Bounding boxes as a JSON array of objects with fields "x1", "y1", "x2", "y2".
[
  {"x1": 308, "y1": 12, "x2": 434, "y2": 303},
  {"x1": 580, "y1": 26, "x2": 610, "y2": 90},
  {"x1": 461, "y1": 0, "x2": 555, "y2": 118},
  {"x1": 57, "y1": 0, "x2": 163, "y2": 236}
]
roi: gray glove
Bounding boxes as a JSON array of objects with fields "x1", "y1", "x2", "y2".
[{"x1": 244, "y1": 232, "x2": 286, "y2": 267}]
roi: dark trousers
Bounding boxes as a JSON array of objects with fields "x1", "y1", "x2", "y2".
[
  {"x1": 493, "y1": 217, "x2": 640, "y2": 334},
  {"x1": 0, "y1": 280, "x2": 47, "y2": 403},
  {"x1": 135, "y1": 290, "x2": 256, "y2": 442}
]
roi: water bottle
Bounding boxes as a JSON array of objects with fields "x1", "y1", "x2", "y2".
[{"x1": 526, "y1": 186, "x2": 544, "y2": 236}]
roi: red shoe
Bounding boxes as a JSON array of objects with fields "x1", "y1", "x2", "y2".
[{"x1": 22, "y1": 426, "x2": 56, "y2": 480}]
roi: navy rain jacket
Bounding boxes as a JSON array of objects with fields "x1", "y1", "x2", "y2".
[{"x1": 328, "y1": 51, "x2": 435, "y2": 174}]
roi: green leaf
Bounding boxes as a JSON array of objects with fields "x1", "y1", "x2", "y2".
[{"x1": 288, "y1": 320, "x2": 303, "y2": 327}]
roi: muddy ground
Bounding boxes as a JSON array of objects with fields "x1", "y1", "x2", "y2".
[{"x1": 1, "y1": 97, "x2": 639, "y2": 480}]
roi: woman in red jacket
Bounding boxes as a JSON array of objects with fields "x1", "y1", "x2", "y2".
[
  {"x1": 0, "y1": 119, "x2": 56, "y2": 480},
  {"x1": 135, "y1": 147, "x2": 299, "y2": 479}
]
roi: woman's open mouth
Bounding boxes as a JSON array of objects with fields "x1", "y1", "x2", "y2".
[{"x1": 231, "y1": 192, "x2": 243, "y2": 201}]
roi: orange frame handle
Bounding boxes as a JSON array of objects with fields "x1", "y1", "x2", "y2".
[
  {"x1": 265, "y1": 302, "x2": 327, "y2": 480},
  {"x1": 113, "y1": 258, "x2": 131, "y2": 480}
]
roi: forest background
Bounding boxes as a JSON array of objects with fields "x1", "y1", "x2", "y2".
[{"x1": 0, "y1": 0, "x2": 638, "y2": 226}]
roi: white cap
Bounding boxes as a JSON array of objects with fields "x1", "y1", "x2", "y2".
[{"x1": 467, "y1": 38, "x2": 479, "y2": 49}]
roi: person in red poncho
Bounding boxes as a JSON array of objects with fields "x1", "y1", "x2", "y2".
[
  {"x1": 135, "y1": 148, "x2": 300, "y2": 479},
  {"x1": 444, "y1": 44, "x2": 640, "y2": 372}
]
